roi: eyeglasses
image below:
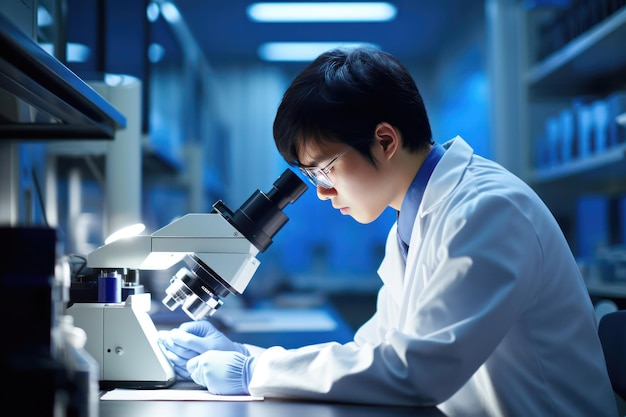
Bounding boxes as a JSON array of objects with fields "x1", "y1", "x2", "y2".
[{"x1": 299, "y1": 147, "x2": 349, "y2": 189}]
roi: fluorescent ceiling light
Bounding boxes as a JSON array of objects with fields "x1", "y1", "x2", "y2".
[
  {"x1": 247, "y1": 2, "x2": 397, "y2": 22},
  {"x1": 258, "y1": 42, "x2": 379, "y2": 62}
]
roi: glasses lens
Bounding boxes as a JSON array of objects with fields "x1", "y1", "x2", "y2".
[
  {"x1": 312, "y1": 171, "x2": 333, "y2": 188},
  {"x1": 299, "y1": 168, "x2": 332, "y2": 188}
]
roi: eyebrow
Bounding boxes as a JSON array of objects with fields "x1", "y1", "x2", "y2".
[{"x1": 298, "y1": 151, "x2": 327, "y2": 168}]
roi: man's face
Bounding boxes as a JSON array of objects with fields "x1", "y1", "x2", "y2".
[{"x1": 298, "y1": 141, "x2": 394, "y2": 224}]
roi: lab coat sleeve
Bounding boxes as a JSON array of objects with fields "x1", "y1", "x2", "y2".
[
  {"x1": 243, "y1": 344, "x2": 267, "y2": 356},
  {"x1": 248, "y1": 192, "x2": 544, "y2": 406}
]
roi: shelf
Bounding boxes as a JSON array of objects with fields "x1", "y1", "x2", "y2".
[
  {"x1": 526, "y1": 6, "x2": 626, "y2": 93},
  {"x1": 0, "y1": 13, "x2": 126, "y2": 139},
  {"x1": 531, "y1": 142, "x2": 626, "y2": 185}
]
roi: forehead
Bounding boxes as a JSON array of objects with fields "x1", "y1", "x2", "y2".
[{"x1": 297, "y1": 137, "x2": 344, "y2": 166}]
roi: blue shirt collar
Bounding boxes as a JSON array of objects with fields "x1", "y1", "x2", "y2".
[{"x1": 397, "y1": 143, "x2": 445, "y2": 260}]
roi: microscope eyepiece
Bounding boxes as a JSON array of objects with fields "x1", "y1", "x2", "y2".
[{"x1": 213, "y1": 168, "x2": 307, "y2": 252}]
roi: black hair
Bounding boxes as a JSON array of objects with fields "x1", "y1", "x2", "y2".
[{"x1": 273, "y1": 46, "x2": 432, "y2": 167}]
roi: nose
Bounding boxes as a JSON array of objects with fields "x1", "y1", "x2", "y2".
[{"x1": 316, "y1": 185, "x2": 336, "y2": 200}]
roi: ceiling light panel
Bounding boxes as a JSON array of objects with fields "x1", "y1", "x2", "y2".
[
  {"x1": 258, "y1": 42, "x2": 379, "y2": 61},
  {"x1": 247, "y1": 2, "x2": 397, "y2": 22}
]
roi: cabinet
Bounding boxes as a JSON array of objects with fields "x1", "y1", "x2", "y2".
[{"x1": 520, "y1": 3, "x2": 626, "y2": 296}]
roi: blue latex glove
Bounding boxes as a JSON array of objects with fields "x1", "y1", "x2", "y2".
[
  {"x1": 187, "y1": 350, "x2": 257, "y2": 395},
  {"x1": 157, "y1": 320, "x2": 249, "y2": 380}
]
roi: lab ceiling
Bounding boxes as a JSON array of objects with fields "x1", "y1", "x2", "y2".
[
  {"x1": 146, "y1": 0, "x2": 484, "y2": 66},
  {"x1": 73, "y1": 0, "x2": 484, "y2": 68}
]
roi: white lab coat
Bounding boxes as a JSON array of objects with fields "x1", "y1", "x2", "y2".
[{"x1": 248, "y1": 136, "x2": 617, "y2": 417}]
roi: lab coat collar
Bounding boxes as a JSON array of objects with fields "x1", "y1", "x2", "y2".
[
  {"x1": 377, "y1": 222, "x2": 406, "y2": 302},
  {"x1": 377, "y1": 136, "x2": 475, "y2": 305},
  {"x1": 397, "y1": 143, "x2": 446, "y2": 260},
  {"x1": 419, "y1": 135, "x2": 472, "y2": 217}
]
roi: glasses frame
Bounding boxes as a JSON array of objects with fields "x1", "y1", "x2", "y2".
[{"x1": 299, "y1": 147, "x2": 349, "y2": 189}]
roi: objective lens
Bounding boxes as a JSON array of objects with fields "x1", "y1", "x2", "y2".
[
  {"x1": 161, "y1": 261, "x2": 224, "y2": 320},
  {"x1": 182, "y1": 295, "x2": 213, "y2": 320},
  {"x1": 162, "y1": 268, "x2": 193, "y2": 311}
]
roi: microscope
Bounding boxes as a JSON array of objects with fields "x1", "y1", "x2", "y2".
[{"x1": 67, "y1": 169, "x2": 307, "y2": 388}]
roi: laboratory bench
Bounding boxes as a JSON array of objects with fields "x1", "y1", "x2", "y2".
[
  {"x1": 99, "y1": 396, "x2": 446, "y2": 416},
  {"x1": 100, "y1": 302, "x2": 447, "y2": 416}
]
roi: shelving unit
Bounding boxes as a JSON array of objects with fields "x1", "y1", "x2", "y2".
[
  {"x1": 525, "y1": 8, "x2": 626, "y2": 189},
  {"x1": 531, "y1": 142, "x2": 626, "y2": 186},
  {"x1": 526, "y1": 6, "x2": 626, "y2": 94},
  {"x1": 520, "y1": 4, "x2": 626, "y2": 298},
  {"x1": 0, "y1": 13, "x2": 126, "y2": 139}
]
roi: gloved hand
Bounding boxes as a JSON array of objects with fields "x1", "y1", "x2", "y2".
[
  {"x1": 157, "y1": 320, "x2": 249, "y2": 380},
  {"x1": 187, "y1": 350, "x2": 257, "y2": 395}
]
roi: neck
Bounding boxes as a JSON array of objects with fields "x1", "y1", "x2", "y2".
[{"x1": 389, "y1": 145, "x2": 432, "y2": 211}]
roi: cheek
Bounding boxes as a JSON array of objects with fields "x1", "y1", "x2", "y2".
[{"x1": 342, "y1": 167, "x2": 391, "y2": 223}]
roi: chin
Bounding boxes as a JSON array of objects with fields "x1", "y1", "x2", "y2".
[
  {"x1": 351, "y1": 214, "x2": 378, "y2": 225},
  {"x1": 351, "y1": 207, "x2": 387, "y2": 224}
]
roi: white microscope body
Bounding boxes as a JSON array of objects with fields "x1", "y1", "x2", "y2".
[
  {"x1": 67, "y1": 169, "x2": 307, "y2": 388},
  {"x1": 67, "y1": 293, "x2": 175, "y2": 388}
]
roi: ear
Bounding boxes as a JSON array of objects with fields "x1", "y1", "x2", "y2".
[{"x1": 374, "y1": 122, "x2": 400, "y2": 161}]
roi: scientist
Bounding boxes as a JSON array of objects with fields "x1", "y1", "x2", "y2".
[{"x1": 158, "y1": 46, "x2": 617, "y2": 416}]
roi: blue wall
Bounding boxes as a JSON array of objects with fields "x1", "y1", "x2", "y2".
[{"x1": 427, "y1": 19, "x2": 491, "y2": 158}]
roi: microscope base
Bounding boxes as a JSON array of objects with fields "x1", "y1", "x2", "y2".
[{"x1": 67, "y1": 293, "x2": 176, "y2": 389}]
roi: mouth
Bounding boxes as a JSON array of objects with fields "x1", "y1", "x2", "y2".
[{"x1": 332, "y1": 200, "x2": 348, "y2": 214}]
